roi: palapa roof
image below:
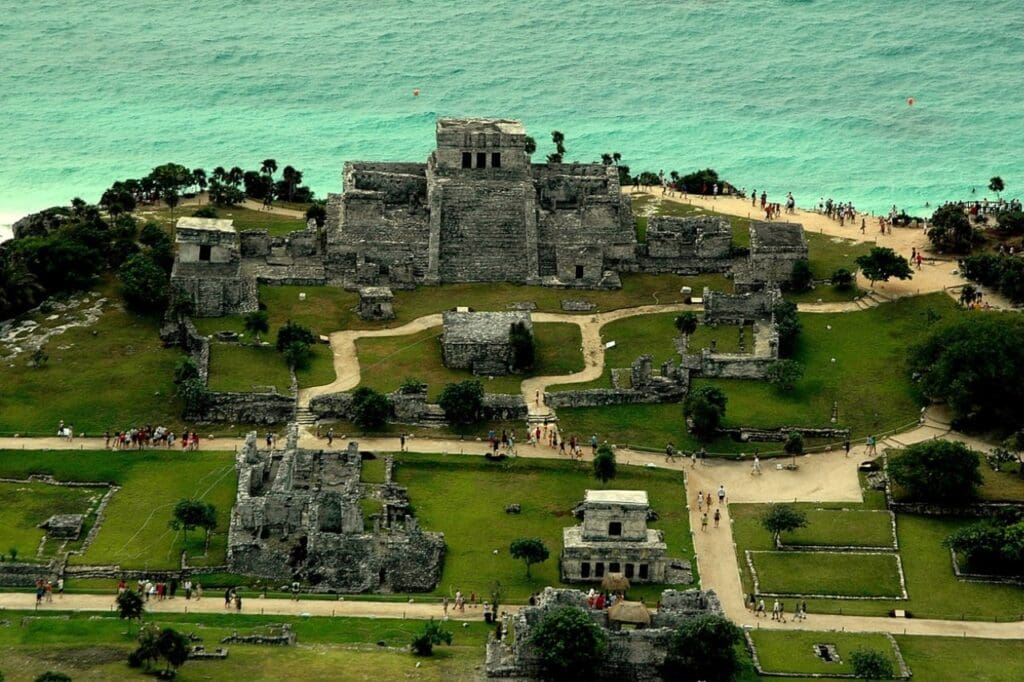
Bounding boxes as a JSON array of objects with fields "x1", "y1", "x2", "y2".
[{"x1": 608, "y1": 600, "x2": 651, "y2": 625}]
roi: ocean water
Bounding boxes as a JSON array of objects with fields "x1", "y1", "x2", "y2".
[{"x1": 2, "y1": 0, "x2": 1023, "y2": 239}]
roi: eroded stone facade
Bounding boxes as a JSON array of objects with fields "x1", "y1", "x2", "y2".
[
  {"x1": 227, "y1": 428, "x2": 444, "y2": 592},
  {"x1": 441, "y1": 310, "x2": 532, "y2": 376},
  {"x1": 170, "y1": 218, "x2": 258, "y2": 317}
]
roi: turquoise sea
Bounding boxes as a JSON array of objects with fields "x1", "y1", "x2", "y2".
[{"x1": 2, "y1": 0, "x2": 1023, "y2": 238}]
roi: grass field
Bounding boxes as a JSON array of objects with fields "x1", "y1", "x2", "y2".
[
  {"x1": 0, "y1": 450, "x2": 237, "y2": 570},
  {"x1": 206, "y1": 343, "x2": 335, "y2": 393},
  {"x1": 390, "y1": 453, "x2": 695, "y2": 602},
  {"x1": 749, "y1": 551, "x2": 904, "y2": 598},
  {"x1": 780, "y1": 509, "x2": 895, "y2": 548},
  {"x1": 632, "y1": 193, "x2": 752, "y2": 247},
  {"x1": 893, "y1": 636, "x2": 1024, "y2": 682},
  {"x1": 0, "y1": 481, "x2": 104, "y2": 562},
  {"x1": 354, "y1": 322, "x2": 584, "y2": 400},
  {"x1": 749, "y1": 630, "x2": 899, "y2": 676},
  {"x1": 136, "y1": 204, "x2": 308, "y2": 236},
  {"x1": 731, "y1": 502, "x2": 1024, "y2": 620},
  {"x1": 0, "y1": 611, "x2": 489, "y2": 682}
]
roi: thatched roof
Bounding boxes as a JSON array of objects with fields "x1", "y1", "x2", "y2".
[
  {"x1": 601, "y1": 573, "x2": 630, "y2": 593},
  {"x1": 608, "y1": 600, "x2": 651, "y2": 625}
]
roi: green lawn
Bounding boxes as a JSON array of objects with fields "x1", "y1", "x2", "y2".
[
  {"x1": 893, "y1": 636, "x2": 1024, "y2": 682},
  {"x1": 391, "y1": 453, "x2": 695, "y2": 602},
  {"x1": 0, "y1": 481, "x2": 104, "y2": 562},
  {"x1": 206, "y1": 343, "x2": 335, "y2": 394},
  {"x1": 731, "y1": 502, "x2": 1024, "y2": 620},
  {"x1": 977, "y1": 463, "x2": 1024, "y2": 502},
  {"x1": 803, "y1": 231, "x2": 875, "y2": 281},
  {"x1": 136, "y1": 204, "x2": 308, "y2": 236},
  {"x1": 355, "y1": 322, "x2": 584, "y2": 400},
  {"x1": 780, "y1": 509, "x2": 895, "y2": 548},
  {"x1": 0, "y1": 611, "x2": 489, "y2": 682},
  {"x1": 0, "y1": 450, "x2": 237, "y2": 571},
  {"x1": 633, "y1": 193, "x2": 752, "y2": 247},
  {"x1": 0, "y1": 281, "x2": 187, "y2": 436},
  {"x1": 749, "y1": 630, "x2": 900, "y2": 676},
  {"x1": 749, "y1": 551, "x2": 904, "y2": 598}
]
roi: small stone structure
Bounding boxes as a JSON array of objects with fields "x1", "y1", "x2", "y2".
[
  {"x1": 227, "y1": 428, "x2": 444, "y2": 592},
  {"x1": 441, "y1": 310, "x2": 532, "y2": 376},
  {"x1": 703, "y1": 286, "x2": 781, "y2": 325},
  {"x1": 735, "y1": 221, "x2": 808, "y2": 292},
  {"x1": 561, "y1": 490, "x2": 688, "y2": 584},
  {"x1": 170, "y1": 217, "x2": 258, "y2": 317},
  {"x1": 38, "y1": 514, "x2": 84, "y2": 540},
  {"x1": 485, "y1": 587, "x2": 723, "y2": 680},
  {"x1": 638, "y1": 215, "x2": 733, "y2": 273},
  {"x1": 357, "y1": 286, "x2": 395, "y2": 321}
]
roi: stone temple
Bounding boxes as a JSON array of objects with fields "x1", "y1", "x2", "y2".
[
  {"x1": 227, "y1": 427, "x2": 444, "y2": 592},
  {"x1": 170, "y1": 217, "x2": 258, "y2": 317},
  {"x1": 561, "y1": 490, "x2": 690, "y2": 584},
  {"x1": 441, "y1": 310, "x2": 532, "y2": 376}
]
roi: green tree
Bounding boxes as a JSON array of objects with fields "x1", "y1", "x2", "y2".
[
  {"x1": 760, "y1": 503, "x2": 808, "y2": 545},
  {"x1": 784, "y1": 431, "x2": 804, "y2": 456},
  {"x1": 173, "y1": 357, "x2": 199, "y2": 386},
  {"x1": 244, "y1": 309, "x2": 270, "y2": 343},
  {"x1": 909, "y1": 315, "x2": 1024, "y2": 430},
  {"x1": 0, "y1": 255, "x2": 43, "y2": 319},
  {"x1": 283, "y1": 340, "x2": 313, "y2": 370},
  {"x1": 592, "y1": 443, "x2": 617, "y2": 484},
  {"x1": 116, "y1": 589, "x2": 145, "y2": 634},
  {"x1": 994, "y1": 210, "x2": 1024, "y2": 236},
  {"x1": 772, "y1": 300, "x2": 801, "y2": 357},
  {"x1": 276, "y1": 320, "x2": 316, "y2": 352},
  {"x1": 509, "y1": 321, "x2": 536, "y2": 371},
  {"x1": 118, "y1": 252, "x2": 169, "y2": 314},
  {"x1": 100, "y1": 180, "x2": 137, "y2": 219},
  {"x1": 787, "y1": 258, "x2": 813, "y2": 292},
  {"x1": 129, "y1": 623, "x2": 161, "y2": 670},
  {"x1": 674, "y1": 312, "x2": 699, "y2": 337},
  {"x1": 765, "y1": 359, "x2": 803, "y2": 392},
  {"x1": 927, "y1": 204, "x2": 974, "y2": 253},
  {"x1": 34, "y1": 673, "x2": 71, "y2": 682},
  {"x1": 438, "y1": 380, "x2": 485, "y2": 425},
  {"x1": 280, "y1": 165, "x2": 303, "y2": 202},
  {"x1": 192, "y1": 167, "x2": 208, "y2": 200},
  {"x1": 831, "y1": 267, "x2": 855, "y2": 291},
  {"x1": 684, "y1": 386, "x2": 727, "y2": 440},
  {"x1": 509, "y1": 538, "x2": 549, "y2": 578},
  {"x1": 260, "y1": 158, "x2": 278, "y2": 182},
  {"x1": 660, "y1": 613, "x2": 742, "y2": 682},
  {"x1": 176, "y1": 377, "x2": 209, "y2": 417},
  {"x1": 410, "y1": 619, "x2": 453, "y2": 656},
  {"x1": 889, "y1": 440, "x2": 983, "y2": 503},
  {"x1": 945, "y1": 518, "x2": 1024, "y2": 574},
  {"x1": 527, "y1": 606, "x2": 607, "y2": 681},
  {"x1": 156, "y1": 627, "x2": 190, "y2": 675},
  {"x1": 351, "y1": 387, "x2": 391, "y2": 430},
  {"x1": 547, "y1": 130, "x2": 566, "y2": 164},
  {"x1": 169, "y1": 499, "x2": 218, "y2": 548},
  {"x1": 988, "y1": 176, "x2": 1005, "y2": 199},
  {"x1": 306, "y1": 200, "x2": 327, "y2": 227},
  {"x1": 850, "y1": 648, "x2": 895, "y2": 681},
  {"x1": 524, "y1": 136, "x2": 537, "y2": 155},
  {"x1": 162, "y1": 188, "x2": 180, "y2": 218},
  {"x1": 855, "y1": 247, "x2": 913, "y2": 287},
  {"x1": 679, "y1": 168, "x2": 720, "y2": 194}
]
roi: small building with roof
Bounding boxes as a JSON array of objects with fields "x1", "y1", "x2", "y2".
[
  {"x1": 440, "y1": 310, "x2": 532, "y2": 376},
  {"x1": 561, "y1": 490, "x2": 674, "y2": 583},
  {"x1": 170, "y1": 217, "x2": 258, "y2": 317},
  {"x1": 736, "y1": 220, "x2": 808, "y2": 292}
]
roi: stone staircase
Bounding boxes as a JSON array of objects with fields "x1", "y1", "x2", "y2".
[
  {"x1": 853, "y1": 290, "x2": 889, "y2": 310},
  {"x1": 294, "y1": 405, "x2": 317, "y2": 427}
]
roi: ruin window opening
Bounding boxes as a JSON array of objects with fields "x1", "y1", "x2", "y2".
[
  {"x1": 476, "y1": 151, "x2": 487, "y2": 169},
  {"x1": 609, "y1": 561, "x2": 621, "y2": 573},
  {"x1": 608, "y1": 521, "x2": 622, "y2": 536},
  {"x1": 595, "y1": 562, "x2": 605, "y2": 577},
  {"x1": 461, "y1": 152, "x2": 472, "y2": 169},
  {"x1": 491, "y1": 152, "x2": 501, "y2": 168},
  {"x1": 638, "y1": 564, "x2": 649, "y2": 580},
  {"x1": 199, "y1": 244, "x2": 212, "y2": 262},
  {"x1": 624, "y1": 563, "x2": 635, "y2": 579},
  {"x1": 575, "y1": 265, "x2": 584, "y2": 280},
  {"x1": 580, "y1": 562, "x2": 591, "y2": 578}
]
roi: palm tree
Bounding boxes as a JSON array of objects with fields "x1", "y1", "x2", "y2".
[
  {"x1": 192, "y1": 168, "x2": 208, "y2": 203},
  {"x1": 281, "y1": 165, "x2": 302, "y2": 202},
  {"x1": 212, "y1": 166, "x2": 226, "y2": 183},
  {"x1": 260, "y1": 158, "x2": 278, "y2": 182},
  {"x1": 243, "y1": 310, "x2": 270, "y2": 343},
  {"x1": 227, "y1": 166, "x2": 244, "y2": 187},
  {"x1": 612, "y1": 152, "x2": 621, "y2": 165}
]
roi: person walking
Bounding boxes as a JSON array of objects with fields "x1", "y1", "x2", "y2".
[
  {"x1": 713, "y1": 508, "x2": 721, "y2": 528},
  {"x1": 326, "y1": 428, "x2": 334, "y2": 447},
  {"x1": 700, "y1": 513, "x2": 708, "y2": 532},
  {"x1": 844, "y1": 439, "x2": 851, "y2": 457},
  {"x1": 756, "y1": 599, "x2": 766, "y2": 618},
  {"x1": 696, "y1": 490, "x2": 704, "y2": 512},
  {"x1": 399, "y1": 433, "x2": 406, "y2": 452},
  {"x1": 751, "y1": 455, "x2": 761, "y2": 475},
  {"x1": 717, "y1": 484, "x2": 726, "y2": 505}
]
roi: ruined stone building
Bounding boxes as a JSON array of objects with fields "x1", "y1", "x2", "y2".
[
  {"x1": 735, "y1": 220, "x2": 808, "y2": 292},
  {"x1": 637, "y1": 215, "x2": 733, "y2": 273},
  {"x1": 561, "y1": 490, "x2": 689, "y2": 584},
  {"x1": 486, "y1": 586, "x2": 724, "y2": 681},
  {"x1": 441, "y1": 310, "x2": 532, "y2": 376},
  {"x1": 227, "y1": 430, "x2": 444, "y2": 592},
  {"x1": 170, "y1": 217, "x2": 258, "y2": 317}
]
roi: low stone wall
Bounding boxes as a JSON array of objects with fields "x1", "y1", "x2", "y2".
[
  {"x1": 720, "y1": 426, "x2": 850, "y2": 442},
  {"x1": 744, "y1": 630, "x2": 911, "y2": 679},
  {"x1": 194, "y1": 391, "x2": 295, "y2": 424},
  {"x1": 692, "y1": 352, "x2": 777, "y2": 379},
  {"x1": 309, "y1": 390, "x2": 526, "y2": 424},
  {"x1": 160, "y1": 317, "x2": 210, "y2": 383},
  {"x1": 482, "y1": 394, "x2": 528, "y2": 421},
  {"x1": 949, "y1": 548, "x2": 1024, "y2": 586},
  {"x1": 0, "y1": 561, "x2": 57, "y2": 586},
  {"x1": 545, "y1": 387, "x2": 686, "y2": 409}
]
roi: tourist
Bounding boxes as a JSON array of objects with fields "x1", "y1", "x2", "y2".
[
  {"x1": 35, "y1": 581, "x2": 44, "y2": 607},
  {"x1": 696, "y1": 490, "x2": 704, "y2": 511},
  {"x1": 844, "y1": 439, "x2": 851, "y2": 457},
  {"x1": 195, "y1": 582, "x2": 203, "y2": 600},
  {"x1": 701, "y1": 513, "x2": 708, "y2": 531},
  {"x1": 800, "y1": 600, "x2": 808, "y2": 620},
  {"x1": 665, "y1": 442, "x2": 676, "y2": 462},
  {"x1": 326, "y1": 428, "x2": 334, "y2": 447},
  {"x1": 713, "y1": 508, "x2": 721, "y2": 528},
  {"x1": 265, "y1": 431, "x2": 274, "y2": 448},
  {"x1": 184, "y1": 579, "x2": 193, "y2": 600},
  {"x1": 590, "y1": 434, "x2": 598, "y2": 454},
  {"x1": 117, "y1": 579, "x2": 127, "y2": 596},
  {"x1": 443, "y1": 596, "x2": 449, "y2": 616},
  {"x1": 690, "y1": 450, "x2": 697, "y2": 468},
  {"x1": 470, "y1": 591, "x2": 477, "y2": 608},
  {"x1": 756, "y1": 599, "x2": 766, "y2": 618},
  {"x1": 400, "y1": 433, "x2": 406, "y2": 452},
  {"x1": 751, "y1": 190, "x2": 757, "y2": 207},
  {"x1": 771, "y1": 599, "x2": 780, "y2": 621},
  {"x1": 866, "y1": 435, "x2": 877, "y2": 456},
  {"x1": 717, "y1": 484, "x2": 726, "y2": 505},
  {"x1": 705, "y1": 492, "x2": 712, "y2": 509},
  {"x1": 778, "y1": 601, "x2": 786, "y2": 623},
  {"x1": 224, "y1": 587, "x2": 233, "y2": 609},
  {"x1": 45, "y1": 580, "x2": 53, "y2": 603},
  {"x1": 291, "y1": 581, "x2": 300, "y2": 600},
  {"x1": 751, "y1": 455, "x2": 761, "y2": 475}
]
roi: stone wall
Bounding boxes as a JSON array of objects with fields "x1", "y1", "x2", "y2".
[
  {"x1": 195, "y1": 391, "x2": 295, "y2": 424},
  {"x1": 692, "y1": 351, "x2": 777, "y2": 379},
  {"x1": 703, "y1": 287, "x2": 781, "y2": 324},
  {"x1": 545, "y1": 387, "x2": 686, "y2": 409},
  {"x1": 160, "y1": 316, "x2": 210, "y2": 383},
  {"x1": 638, "y1": 215, "x2": 732, "y2": 274},
  {"x1": 345, "y1": 161, "x2": 428, "y2": 205},
  {"x1": 308, "y1": 388, "x2": 526, "y2": 424}
]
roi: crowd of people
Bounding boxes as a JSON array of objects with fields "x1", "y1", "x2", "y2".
[
  {"x1": 33, "y1": 578, "x2": 63, "y2": 605},
  {"x1": 751, "y1": 595, "x2": 808, "y2": 622},
  {"x1": 104, "y1": 426, "x2": 201, "y2": 451},
  {"x1": 116, "y1": 577, "x2": 205, "y2": 601}
]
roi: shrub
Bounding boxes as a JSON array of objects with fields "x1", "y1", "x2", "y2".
[
  {"x1": 783, "y1": 431, "x2": 804, "y2": 456},
  {"x1": 400, "y1": 377, "x2": 426, "y2": 393},
  {"x1": 999, "y1": 257, "x2": 1024, "y2": 303},
  {"x1": 351, "y1": 387, "x2": 390, "y2": 430},
  {"x1": 276, "y1": 320, "x2": 316, "y2": 352},
  {"x1": 660, "y1": 614, "x2": 742, "y2": 682},
  {"x1": 674, "y1": 312, "x2": 698, "y2": 336},
  {"x1": 765, "y1": 359, "x2": 803, "y2": 392},
  {"x1": 243, "y1": 310, "x2": 270, "y2": 342},
  {"x1": 772, "y1": 300, "x2": 801, "y2": 357},
  {"x1": 678, "y1": 168, "x2": 720, "y2": 194},
  {"x1": 889, "y1": 441, "x2": 983, "y2": 503},
  {"x1": 994, "y1": 210, "x2": 1024, "y2": 236},
  {"x1": 191, "y1": 206, "x2": 219, "y2": 219},
  {"x1": 283, "y1": 340, "x2": 313, "y2": 370},
  {"x1": 306, "y1": 201, "x2": 327, "y2": 227},
  {"x1": 831, "y1": 267, "x2": 855, "y2": 290},
  {"x1": 34, "y1": 673, "x2": 72, "y2": 682},
  {"x1": 173, "y1": 357, "x2": 199, "y2": 385},
  {"x1": 786, "y1": 258, "x2": 813, "y2": 292},
  {"x1": 527, "y1": 606, "x2": 607, "y2": 681},
  {"x1": 850, "y1": 648, "x2": 895, "y2": 681},
  {"x1": 118, "y1": 252, "x2": 170, "y2": 314},
  {"x1": 438, "y1": 380, "x2": 485, "y2": 424},
  {"x1": 509, "y1": 321, "x2": 536, "y2": 371},
  {"x1": 945, "y1": 517, "x2": 1024, "y2": 575},
  {"x1": 592, "y1": 443, "x2": 616, "y2": 483},
  {"x1": 410, "y1": 619, "x2": 452, "y2": 656},
  {"x1": 928, "y1": 204, "x2": 975, "y2": 253},
  {"x1": 685, "y1": 386, "x2": 727, "y2": 440}
]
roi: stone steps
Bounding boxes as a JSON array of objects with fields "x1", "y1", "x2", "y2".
[{"x1": 294, "y1": 406, "x2": 317, "y2": 425}]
